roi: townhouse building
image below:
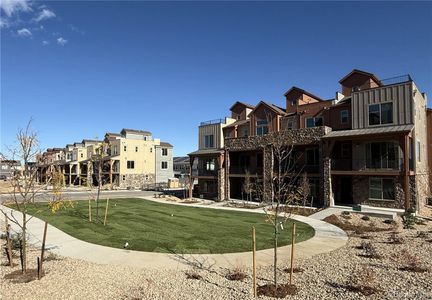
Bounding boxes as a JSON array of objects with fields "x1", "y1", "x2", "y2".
[
  {"x1": 188, "y1": 118, "x2": 236, "y2": 199},
  {"x1": 37, "y1": 128, "x2": 174, "y2": 189},
  {"x1": 189, "y1": 70, "x2": 431, "y2": 212}
]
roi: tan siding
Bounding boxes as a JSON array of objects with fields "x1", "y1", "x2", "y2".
[
  {"x1": 352, "y1": 82, "x2": 413, "y2": 129},
  {"x1": 199, "y1": 124, "x2": 221, "y2": 150}
]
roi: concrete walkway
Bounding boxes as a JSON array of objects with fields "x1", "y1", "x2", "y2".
[{"x1": 0, "y1": 199, "x2": 348, "y2": 270}]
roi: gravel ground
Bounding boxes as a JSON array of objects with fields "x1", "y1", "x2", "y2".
[{"x1": 1, "y1": 210, "x2": 431, "y2": 300}]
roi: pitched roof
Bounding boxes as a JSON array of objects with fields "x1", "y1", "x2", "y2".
[
  {"x1": 158, "y1": 142, "x2": 173, "y2": 148},
  {"x1": 339, "y1": 69, "x2": 381, "y2": 85},
  {"x1": 283, "y1": 86, "x2": 324, "y2": 101},
  {"x1": 223, "y1": 119, "x2": 250, "y2": 129},
  {"x1": 229, "y1": 101, "x2": 255, "y2": 111},
  {"x1": 248, "y1": 101, "x2": 287, "y2": 116},
  {"x1": 121, "y1": 128, "x2": 152, "y2": 135}
]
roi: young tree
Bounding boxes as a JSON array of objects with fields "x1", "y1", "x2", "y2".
[
  {"x1": 89, "y1": 142, "x2": 110, "y2": 218},
  {"x1": 298, "y1": 172, "x2": 310, "y2": 207},
  {"x1": 242, "y1": 170, "x2": 254, "y2": 203},
  {"x1": 0, "y1": 121, "x2": 70, "y2": 273}
]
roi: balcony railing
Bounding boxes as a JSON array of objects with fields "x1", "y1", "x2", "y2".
[
  {"x1": 200, "y1": 118, "x2": 225, "y2": 126},
  {"x1": 229, "y1": 166, "x2": 263, "y2": 175},
  {"x1": 331, "y1": 158, "x2": 403, "y2": 171},
  {"x1": 380, "y1": 75, "x2": 412, "y2": 86},
  {"x1": 192, "y1": 169, "x2": 218, "y2": 177}
]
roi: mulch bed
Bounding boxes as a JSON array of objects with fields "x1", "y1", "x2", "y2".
[
  {"x1": 4, "y1": 269, "x2": 42, "y2": 284},
  {"x1": 257, "y1": 283, "x2": 298, "y2": 298},
  {"x1": 323, "y1": 215, "x2": 392, "y2": 235}
]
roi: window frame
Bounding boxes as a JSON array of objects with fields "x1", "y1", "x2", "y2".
[
  {"x1": 368, "y1": 177, "x2": 395, "y2": 201},
  {"x1": 204, "y1": 135, "x2": 214, "y2": 148},
  {"x1": 127, "y1": 160, "x2": 135, "y2": 169},
  {"x1": 340, "y1": 110, "x2": 349, "y2": 124},
  {"x1": 368, "y1": 102, "x2": 393, "y2": 126},
  {"x1": 162, "y1": 148, "x2": 168, "y2": 156},
  {"x1": 256, "y1": 119, "x2": 269, "y2": 136},
  {"x1": 305, "y1": 116, "x2": 323, "y2": 128},
  {"x1": 161, "y1": 161, "x2": 168, "y2": 169}
]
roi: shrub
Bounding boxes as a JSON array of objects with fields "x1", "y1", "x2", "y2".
[
  {"x1": 388, "y1": 232, "x2": 405, "y2": 244},
  {"x1": 185, "y1": 269, "x2": 202, "y2": 280},
  {"x1": 359, "y1": 242, "x2": 382, "y2": 259},
  {"x1": 226, "y1": 266, "x2": 247, "y2": 281},
  {"x1": 361, "y1": 215, "x2": 371, "y2": 221},
  {"x1": 397, "y1": 249, "x2": 429, "y2": 273},
  {"x1": 341, "y1": 211, "x2": 351, "y2": 216},
  {"x1": 402, "y1": 213, "x2": 416, "y2": 229},
  {"x1": 346, "y1": 267, "x2": 380, "y2": 296},
  {"x1": 383, "y1": 219, "x2": 396, "y2": 225}
]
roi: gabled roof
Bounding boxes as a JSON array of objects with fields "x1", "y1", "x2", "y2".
[
  {"x1": 82, "y1": 139, "x2": 102, "y2": 144},
  {"x1": 158, "y1": 142, "x2": 173, "y2": 148},
  {"x1": 105, "y1": 132, "x2": 122, "y2": 137},
  {"x1": 223, "y1": 119, "x2": 250, "y2": 129},
  {"x1": 339, "y1": 69, "x2": 381, "y2": 85},
  {"x1": 249, "y1": 101, "x2": 286, "y2": 116},
  {"x1": 283, "y1": 86, "x2": 324, "y2": 101},
  {"x1": 229, "y1": 101, "x2": 255, "y2": 111},
  {"x1": 121, "y1": 128, "x2": 152, "y2": 136}
]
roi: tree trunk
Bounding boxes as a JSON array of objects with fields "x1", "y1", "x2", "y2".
[
  {"x1": 274, "y1": 220, "x2": 278, "y2": 288},
  {"x1": 22, "y1": 212, "x2": 27, "y2": 273}
]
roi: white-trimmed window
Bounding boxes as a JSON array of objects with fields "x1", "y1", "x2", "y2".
[
  {"x1": 369, "y1": 178, "x2": 395, "y2": 200},
  {"x1": 162, "y1": 148, "x2": 168, "y2": 156},
  {"x1": 305, "y1": 117, "x2": 323, "y2": 128},
  {"x1": 205, "y1": 158, "x2": 216, "y2": 171},
  {"x1": 161, "y1": 161, "x2": 168, "y2": 169},
  {"x1": 256, "y1": 119, "x2": 268, "y2": 136},
  {"x1": 368, "y1": 102, "x2": 393, "y2": 125},
  {"x1": 340, "y1": 110, "x2": 349, "y2": 124},
  {"x1": 127, "y1": 161, "x2": 135, "y2": 169}
]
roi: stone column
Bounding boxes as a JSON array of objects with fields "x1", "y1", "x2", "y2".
[
  {"x1": 225, "y1": 150, "x2": 230, "y2": 200},
  {"x1": 321, "y1": 141, "x2": 334, "y2": 207},
  {"x1": 263, "y1": 146, "x2": 274, "y2": 203},
  {"x1": 188, "y1": 156, "x2": 195, "y2": 199},
  {"x1": 109, "y1": 160, "x2": 113, "y2": 190},
  {"x1": 217, "y1": 153, "x2": 225, "y2": 201}
]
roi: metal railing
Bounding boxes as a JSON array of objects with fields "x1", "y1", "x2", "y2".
[
  {"x1": 331, "y1": 158, "x2": 404, "y2": 171},
  {"x1": 380, "y1": 74, "x2": 412, "y2": 86},
  {"x1": 200, "y1": 118, "x2": 225, "y2": 126},
  {"x1": 229, "y1": 166, "x2": 263, "y2": 175},
  {"x1": 192, "y1": 169, "x2": 218, "y2": 177}
]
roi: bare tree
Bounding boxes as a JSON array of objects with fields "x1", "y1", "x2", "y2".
[
  {"x1": 260, "y1": 111, "x2": 307, "y2": 289},
  {"x1": 89, "y1": 142, "x2": 110, "y2": 218},
  {"x1": 298, "y1": 172, "x2": 310, "y2": 207},
  {"x1": 242, "y1": 170, "x2": 254, "y2": 203}
]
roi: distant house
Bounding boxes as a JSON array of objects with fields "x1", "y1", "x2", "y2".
[
  {"x1": 0, "y1": 160, "x2": 21, "y2": 180},
  {"x1": 173, "y1": 156, "x2": 197, "y2": 178}
]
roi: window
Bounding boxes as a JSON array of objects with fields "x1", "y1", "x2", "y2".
[
  {"x1": 127, "y1": 161, "x2": 135, "y2": 169},
  {"x1": 161, "y1": 161, "x2": 168, "y2": 169},
  {"x1": 369, "y1": 178, "x2": 395, "y2": 200},
  {"x1": 305, "y1": 117, "x2": 323, "y2": 128},
  {"x1": 287, "y1": 120, "x2": 294, "y2": 130},
  {"x1": 135, "y1": 146, "x2": 138, "y2": 152},
  {"x1": 242, "y1": 127, "x2": 249, "y2": 137},
  {"x1": 306, "y1": 148, "x2": 319, "y2": 165},
  {"x1": 122, "y1": 175, "x2": 126, "y2": 180},
  {"x1": 256, "y1": 119, "x2": 268, "y2": 136},
  {"x1": 416, "y1": 140, "x2": 421, "y2": 162},
  {"x1": 80, "y1": 153, "x2": 83, "y2": 158},
  {"x1": 368, "y1": 103, "x2": 393, "y2": 125},
  {"x1": 204, "y1": 135, "x2": 214, "y2": 148},
  {"x1": 291, "y1": 99, "x2": 297, "y2": 106},
  {"x1": 162, "y1": 148, "x2": 168, "y2": 156},
  {"x1": 341, "y1": 143, "x2": 350, "y2": 158},
  {"x1": 113, "y1": 146, "x2": 118, "y2": 155},
  {"x1": 366, "y1": 142, "x2": 399, "y2": 169},
  {"x1": 340, "y1": 110, "x2": 349, "y2": 124},
  {"x1": 205, "y1": 158, "x2": 215, "y2": 171},
  {"x1": 237, "y1": 115, "x2": 241, "y2": 120},
  {"x1": 150, "y1": 148, "x2": 153, "y2": 153},
  {"x1": 124, "y1": 145, "x2": 127, "y2": 152}
]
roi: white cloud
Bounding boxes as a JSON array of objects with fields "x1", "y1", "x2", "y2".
[
  {"x1": 0, "y1": 0, "x2": 31, "y2": 17},
  {"x1": 34, "y1": 8, "x2": 56, "y2": 22},
  {"x1": 42, "y1": 40, "x2": 49, "y2": 45},
  {"x1": 0, "y1": 18, "x2": 9, "y2": 28},
  {"x1": 57, "y1": 37, "x2": 67, "y2": 46},
  {"x1": 17, "y1": 28, "x2": 32, "y2": 37}
]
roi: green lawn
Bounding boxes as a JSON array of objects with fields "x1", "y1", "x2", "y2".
[{"x1": 23, "y1": 198, "x2": 315, "y2": 254}]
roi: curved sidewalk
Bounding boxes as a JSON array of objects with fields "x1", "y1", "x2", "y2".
[{"x1": 0, "y1": 200, "x2": 347, "y2": 270}]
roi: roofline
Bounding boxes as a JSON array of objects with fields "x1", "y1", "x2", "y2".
[
  {"x1": 338, "y1": 69, "x2": 381, "y2": 85},
  {"x1": 229, "y1": 101, "x2": 255, "y2": 111},
  {"x1": 249, "y1": 101, "x2": 286, "y2": 116},
  {"x1": 283, "y1": 86, "x2": 324, "y2": 101}
]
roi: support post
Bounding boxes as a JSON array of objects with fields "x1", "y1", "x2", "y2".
[
  {"x1": 289, "y1": 222, "x2": 296, "y2": 285},
  {"x1": 109, "y1": 160, "x2": 113, "y2": 190},
  {"x1": 403, "y1": 134, "x2": 410, "y2": 210},
  {"x1": 38, "y1": 221, "x2": 48, "y2": 279},
  {"x1": 5, "y1": 215, "x2": 13, "y2": 266},
  {"x1": 188, "y1": 156, "x2": 194, "y2": 200},
  {"x1": 252, "y1": 226, "x2": 257, "y2": 298},
  {"x1": 88, "y1": 198, "x2": 92, "y2": 222},
  {"x1": 103, "y1": 198, "x2": 109, "y2": 226}
]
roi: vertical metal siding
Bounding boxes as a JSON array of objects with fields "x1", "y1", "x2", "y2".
[{"x1": 352, "y1": 82, "x2": 413, "y2": 129}]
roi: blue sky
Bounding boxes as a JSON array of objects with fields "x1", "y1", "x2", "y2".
[{"x1": 1, "y1": 1, "x2": 431, "y2": 157}]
